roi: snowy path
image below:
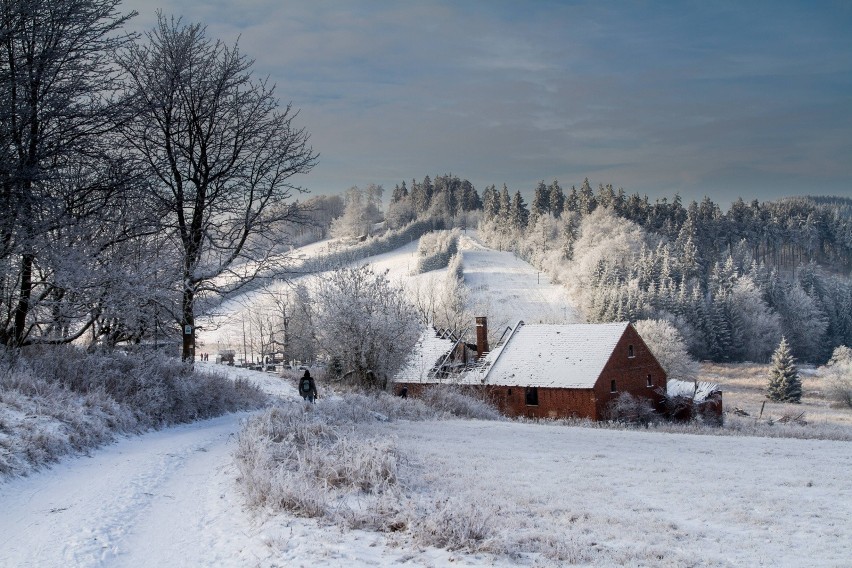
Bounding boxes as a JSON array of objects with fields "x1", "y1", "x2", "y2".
[
  {"x1": 459, "y1": 234, "x2": 579, "y2": 325},
  {"x1": 0, "y1": 413, "x2": 260, "y2": 567},
  {"x1": 0, "y1": 366, "x2": 322, "y2": 568}
]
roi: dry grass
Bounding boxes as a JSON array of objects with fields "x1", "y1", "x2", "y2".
[
  {"x1": 699, "y1": 362, "x2": 852, "y2": 429},
  {"x1": 0, "y1": 347, "x2": 267, "y2": 480}
]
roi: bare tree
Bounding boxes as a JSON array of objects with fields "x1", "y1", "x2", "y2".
[
  {"x1": 264, "y1": 283, "x2": 314, "y2": 364},
  {"x1": 118, "y1": 14, "x2": 317, "y2": 360},
  {"x1": 0, "y1": 0, "x2": 137, "y2": 346}
]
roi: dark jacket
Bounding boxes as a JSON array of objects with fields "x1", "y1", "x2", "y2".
[{"x1": 299, "y1": 370, "x2": 317, "y2": 400}]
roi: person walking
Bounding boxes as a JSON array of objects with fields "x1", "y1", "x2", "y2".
[{"x1": 299, "y1": 369, "x2": 318, "y2": 403}]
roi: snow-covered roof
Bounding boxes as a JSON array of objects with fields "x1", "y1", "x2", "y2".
[
  {"x1": 462, "y1": 321, "x2": 630, "y2": 388},
  {"x1": 667, "y1": 379, "x2": 721, "y2": 402},
  {"x1": 395, "y1": 328, "x2": 456, "y2": 382}
]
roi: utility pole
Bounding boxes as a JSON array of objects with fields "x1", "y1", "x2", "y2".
[{"x1": 242, "y1": 318, "x2": 248, "y2": 367}]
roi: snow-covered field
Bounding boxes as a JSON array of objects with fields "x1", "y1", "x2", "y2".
[
  {"x1": 2, "y1": 365, "x2": 850, "y2": 567},
  {"x1": 3, "y1": 236, "x2": 852, "y2": 567}
]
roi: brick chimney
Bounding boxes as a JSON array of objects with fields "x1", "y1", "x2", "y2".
[{"x1": 475, "y1": 316, "x2": 489, "y2": 359}]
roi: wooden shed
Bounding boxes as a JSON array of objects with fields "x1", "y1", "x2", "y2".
[{"x1": 396, "y1": 320, "x2": 667, "y2": 421}]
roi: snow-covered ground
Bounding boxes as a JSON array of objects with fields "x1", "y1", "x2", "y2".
[
  {"x1": 2, "y1": 369, "x2": 850, "y2": 567},
  {"x1": 197, "y1": 231, "x2": 579, "y2": 358},
  {"x1": 4, "y1": 234, "x2": 851, "y2": 567},
  {"x1": 458, "y1": 234, "x2": 578, "y2": 326}
]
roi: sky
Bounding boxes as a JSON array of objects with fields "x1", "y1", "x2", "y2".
[{"x1": 120, "y1": 0, "x2": 852, "y2": 207}]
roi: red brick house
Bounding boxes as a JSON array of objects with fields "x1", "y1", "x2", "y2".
[{"x1": 396, "y1": 319, "x2": 667, "y2": 420}]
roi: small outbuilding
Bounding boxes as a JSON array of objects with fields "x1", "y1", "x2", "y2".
[{"x1": 396, "y1": 319, "x2": 668, "y2": 421}]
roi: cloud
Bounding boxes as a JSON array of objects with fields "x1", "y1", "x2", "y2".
[{"x1": 119, "y1": 0, "x2": 852, "y2": 204}]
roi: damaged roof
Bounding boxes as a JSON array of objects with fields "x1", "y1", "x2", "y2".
[{"x1": 465, "y1": 321, "x2": 631, "y2": 388}]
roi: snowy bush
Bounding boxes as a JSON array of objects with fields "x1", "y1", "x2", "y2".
[
  {"x1": 299, "y1": 218, "x2": 442, "y2": 275},
  {"x1": 605, "y1": 392, "x2": 659, "y2": 425},
  {"x1": 419, "y1": 386, "x2": 504, "y2": 421},
  {"x1": 822, "y1": 346, "x2": 852, "y2": 408},
  {"x1": 415, "y1": 229, "x2": 460, "y2": 273},
  {"x1": 408, "y1": 495, "x2": 500, "y2": 552},
  {"x1": 234, "y1": 402, "x2": 401, "y2": 517},
  {"x1": 235, "y1": 390, "x2": 510, "y2": 556},
  {"x1": 0, "y1": 346, "x2": 266, "y2": 480},
  {"x1": 447, "y1": 251, "x2": 464, "y2": 281}
]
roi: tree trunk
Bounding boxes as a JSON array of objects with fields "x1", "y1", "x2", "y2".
[
  {"x1": 181, "y1": 284, "x2": 195, "y2": 363},
  {"x1": 11, "y1": 253, "x2": 33, "y2": 345}
]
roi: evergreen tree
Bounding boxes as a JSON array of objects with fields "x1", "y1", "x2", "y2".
[
  {"x1": 510, "y1": 190, "x2": 530, "y2": 230},
  {"x1": 482, "y1": 184, "x2": 499, "y2": 219},
  {"x1": 531, "y1": 181, "x2": 550, "y2": 218},
  {"x1": 498, "y1": 184, "x2": 511, "y2": 219},
  {"x1": 548, "y1": 180, "x2": 565, "y2": 218},
  {"x1": 565, "y1": 185, "x2": 578, "y2": 213},
  {"x1": 459, "y1": 179, "x2": 481, "y2": 211},
  {"x1": 767, "y1": 336, "x2": 801, "y2": 403},
  {"x1": 578, "y1": 177, "x2": 597, "y2": 215}
]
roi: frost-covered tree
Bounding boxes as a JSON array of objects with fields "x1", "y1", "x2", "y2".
[
  {"x1": 385, "y1": 195, "x2": 415, "y2": 229},
  {"x1": 726, "y1": 277, "x2": 781, "y2": 362},
  {"x1": 481, "y1": 184, "x2": 498, "y2": 219},
  {"x1": 0, "y1": 0, "x2": 137, "y2": 346},
  {"x1": 564, "y1": 208, "x2": 647, "y2": 318},
  {"x1": 548, "y1": 180, "x2": 565, "y2": 218},
  {"x1": 118, "y1": 15, "x2": 316, "y2": 360},
  {"x1": 510, "y1": 190, "x2": 530, "y2": 230},
  {"x1": 313, "y1": 265, "x2": 421, "y2": 390},
  {"x1": 773, "y1": 283, "x2": 828, "y2": 363},
  {"x1": 577, "y1": 177, "x2": 596, "y2": 215},
  {"x1": 264, "y1": 283, "x2": 314, "y2": 364},
  {"x1": 531, "y1": 181, "x2": 550, "y2": 219},
  {"x1": 767, "y1": 336, "x2": 801, "y2": 403},
  {"x1": 822, "y1": 345, "x2": 852, "y2": 408},
  {"x1": 330, "y1": 185, "x2": 382, "y2": 238},
  {"x1": 633, "y1": 319, "x2": 697, "y2": 383}
]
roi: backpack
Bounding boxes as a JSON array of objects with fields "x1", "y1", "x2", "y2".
[{"x1": 300, "y1": 379, "x2": 311, "y2": 393}]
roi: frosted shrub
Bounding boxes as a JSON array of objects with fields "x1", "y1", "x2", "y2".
[
  {"x1": 416, "y1": 229, "x2": 460, "y2": 273},
  {"x1": 822, "y1": 346, "x2": 852, "y2": 409},
  {"x1": 319, "y1": 390, "x2": 436, "y2": 422},
  {"x1": 0, "y1": 346, "x2": 266, "y2": 480},
  {"x1": 409, "y1": 495, "x2": 500, "y2": 552},
  {"x1": 234, "y1": 403, "x2": 400, "y2": 518},
  {"x1": 419, "y1": 386, "x2": 504, "y2": 420},
  {"x1": 236, "y1": 391, "x2": 515, "y2": 556},
  {"x1": 605, "y1": 392, "x2": 659, "y2": 425}
]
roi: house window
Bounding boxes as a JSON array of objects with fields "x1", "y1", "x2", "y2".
[
  {"x1": 627, "y1": 345, "x2": 635, "y2": 358},
  {"x1": 525, "y1": 387, "x2": 539, "y2": 406},
  {"x1": 610, "y1": 380, "x2": 617, "y2": 393},
  {"x1": 647, "y1": 374, "x2": 653, "y2": 387},
  {"x1": 507, "y1": 388, "x2": 512, "y2": 396}
]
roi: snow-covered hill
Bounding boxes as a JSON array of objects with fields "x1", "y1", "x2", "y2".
[{"x1": 196, "y1": 231, "x2": 579, "y2": 358}]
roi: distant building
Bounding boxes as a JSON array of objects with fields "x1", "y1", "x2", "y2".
[{"x1": 395, "y1": 318, "x2": 668, "y2": 420}]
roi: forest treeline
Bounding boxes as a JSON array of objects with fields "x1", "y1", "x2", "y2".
[{"x1": 371, "y1": 174, "x2": 852, "y2": 364}]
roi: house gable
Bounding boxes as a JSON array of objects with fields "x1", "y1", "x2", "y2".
[{"x1": 592, "y1": 324, "x2": 668, "y2": 417}]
